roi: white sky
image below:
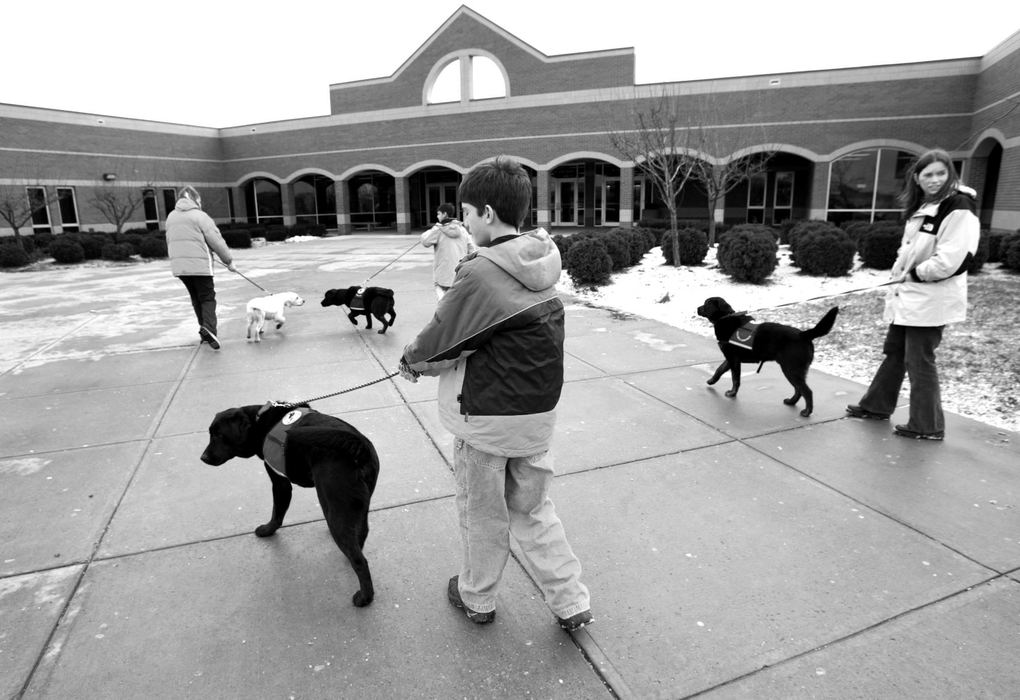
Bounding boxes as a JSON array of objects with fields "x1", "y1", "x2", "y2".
[{"x1": 2, "y1": 0, "x2": 1018, "y2": 128}]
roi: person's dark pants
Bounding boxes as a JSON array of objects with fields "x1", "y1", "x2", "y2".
[
  {"x1": 178, "y1": 275, "x2": 218, "y2": 339},
  {"x1": 859, "y1": 324, "x2": 944, "y2": 433}
]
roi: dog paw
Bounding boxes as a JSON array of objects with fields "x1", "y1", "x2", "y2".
[
  {"x1": 725, "y1": 389, "x2": 738, "y2": 398},
  {"x1": 254, "y1": 523, "x2": 278, "y2": 537},
  {"x1": 352, "y1": 590, "x2": 373, "y2": 607},
  {"x1": 706, "y1": 377, "x2": 718, "y2": 385},
  {"x1": 377, "y1": 329, "x2": 386, "y2": 334},
  {"x1": 799, "y1": 408, "x2": 813, "y2": 417},
  {"x1": 783, "y1": 397, "x2": 798, "y2": 406}
]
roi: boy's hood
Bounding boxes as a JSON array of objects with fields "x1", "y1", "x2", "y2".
[
  {"x1": 175, "y1": 198, "x2": 200, "y2": 212},
  {"x1": 476, "y1": 228, "x2": 561, "y2": 291}
]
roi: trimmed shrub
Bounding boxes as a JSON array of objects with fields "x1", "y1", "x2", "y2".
[
  {"x1": 70, "y1": 233, "x2": 109, "y2": 260},
  {"x1": 968, "y1": 230, "x2": 990, "y2": 274},
  {"x1": 223, "y1": 229, "x2": 253, "y2": 249},
  {"x1": 633, "y1": 226, "x2": 658, "y2": 253},
  {"x1": 1003, "y1": 236, "x2": 1020, "y2": 271},
  {"x1": 594, "y1": 230, "x2": 632, "y2": 271},
  {"x1": 28, "y1": 231, "x2": 54, "y2": 253},
  {"x1": 49, "y1": 237, "x2": 86, "y2": 264},
  {"x1": 788, "y1": 220, "x2": 837, "y2": 260},
  {"x1": 988, "y1": 230, "x2": 1017, "y2": 263},
  {"x1": 858, "y1": 223, "x2": 902, "y2": 270},
  {"x1": 265, "y1": 225, "x2": 289, "y2": 242},
  {"x1": 565, "y1": 237, "x2": 613, "y2": 287},
  {"x1": 116, "y1": 232, "x2": 144, "y2": 254},
  {"x1": 307, "y1": 224, "x2": 328, "y2": 237},
  {"x1": 841, "y1": 221, "x2": 872, "y2": 248},
  {"x1": 0, "y1": 243, "x2": 31, "y2": 268},
  {"x1": 624, "y1": 229, "x2": 649, "y2": 264},
  {"x1": 717, "y1": 224, "x2": 778, "y2": 284},
  {"x1": 552, "y1": 234, "x2": 571, "y2": 267},
  {"x1": 661, "y1": 228, "x2": 709, "y2": 266},
  {"x1": 138, "y1": 235, "x2": 168, "y2": 258},
  {"x1": 796, "y1": 227, "x2": 856, "y2": 277},
  {"x1": 101, "y1": 242, "x2": 135, "y2": 261}
]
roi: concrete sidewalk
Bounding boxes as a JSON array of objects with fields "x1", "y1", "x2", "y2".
[{"x1": 2, "y1": 236, "x2": 1018, "y2": 699}]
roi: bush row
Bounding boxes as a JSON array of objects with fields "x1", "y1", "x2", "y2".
[
  {"x1": 553, "y1": 227, "x2": 660, "y2": 287},
  {"x1": 219, "y1": 222, "x2": 329, "y2": 248}
]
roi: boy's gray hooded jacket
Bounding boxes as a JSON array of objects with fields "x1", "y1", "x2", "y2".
[{"x1": 402, "y1": 229, "x2": 564, "y2": 457}]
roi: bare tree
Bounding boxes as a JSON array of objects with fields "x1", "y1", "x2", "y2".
[
  {"x1": 91, "y1": 186, "x2": 145, "y2": 235},
  {"x1": 0, "y1": 185, "x2": 61, "y2": 250},
  {"x1": 610, "y1": 87, "x2": 700, "y2": 266},
  {"x1": 690, "y1": 151, "x2": 777, "y2": 246}
]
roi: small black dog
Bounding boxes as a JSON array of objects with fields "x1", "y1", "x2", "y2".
[
  {"x1": 320, "y1": 286, "x2": 396, "y2": 334},
  {"x1": 697, "y1": 297, "x2": 839, "y2": 417},
  {"x1": 201, "y1": 403, "x2": 379, "y2": 606}
]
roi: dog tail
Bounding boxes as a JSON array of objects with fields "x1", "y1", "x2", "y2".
[{"x1": 802, "y1": 306, "x2": 839, "y2": 341}]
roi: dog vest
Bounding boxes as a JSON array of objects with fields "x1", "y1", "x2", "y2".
[
  {"x1": 728, "y1": 321, "x2": 760, "y2": 350},
  {"x1": 350, "y1": 287, "x2": 366, "y2": 310},
  {"x1": 262, "y1": 407, "x2": 313, "y2": 478}
]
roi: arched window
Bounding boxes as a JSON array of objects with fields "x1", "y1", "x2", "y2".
[{"x1": 425, "y1": 53, "x2": 508, "y2": 105}]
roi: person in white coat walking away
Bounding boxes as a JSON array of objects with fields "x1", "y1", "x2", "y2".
[
  {"x1": 420, "y1": 203, "x2": 474, "y2": 300},
  {"x1": 846, "y1": 149, "x2": 980, "y2": 440},
  {"x1": 166, "y1": 186, "x2": 236, "y2": 350}
]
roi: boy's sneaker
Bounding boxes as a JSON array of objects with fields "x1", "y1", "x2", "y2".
[
  {"x1": 845, "y1": 404, "x2": 890, "y2": 420},
  {"x1": 894, "y1": 424, "x2": 944, "y2": 441},
  {"x1": 557, "y1": 610, "x2": 594, "y2": 632},
  {"x1": 200, "y1": 328, "x2": 221, "y2": 350},
  {"x1": 446, "y1": 576, "x2": 494, "y2": 624}
]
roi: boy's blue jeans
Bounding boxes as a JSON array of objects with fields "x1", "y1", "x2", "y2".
[
  {"x1": 452, "y1": 439, "x2": 590, "y2": 618},
  {"x1": 859, "y1": 324, "x2": 945, "y2": 433}
]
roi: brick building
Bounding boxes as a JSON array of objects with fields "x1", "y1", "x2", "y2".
[{"x1": 2, "y1": 6, "x2": 1018, "y2": 237}]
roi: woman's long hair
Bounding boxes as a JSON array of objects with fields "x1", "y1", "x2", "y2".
[{"x1": 897, "y1": 149, "x2": 960, "y2": 214}]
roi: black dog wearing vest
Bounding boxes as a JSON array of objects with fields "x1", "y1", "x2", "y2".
[
  {"x1": 320, "y1": 286, "x2": 396, "y2": 334},
  {"x1": 200, "y1": 403, "x2": 379, "y2": 606},
  {"x1": 697, "y1": 297, "x2": 839, "y2": 417}
]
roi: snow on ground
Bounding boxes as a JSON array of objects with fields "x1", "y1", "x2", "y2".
[{"x1": 558, "y1": 245, "x2": 1018, "y2": 434}]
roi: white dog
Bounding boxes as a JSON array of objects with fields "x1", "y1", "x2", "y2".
[{"x1": 245, "y1": 292, "x2": 305, "y2": 342}]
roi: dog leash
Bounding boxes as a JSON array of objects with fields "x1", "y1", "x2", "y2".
[
  {"x1": 742, "y1": 279, "x2": 899, "y2": 314},
  {"x1": 272, "y1": 371, "x2": 401, "y2": 410},
  {"x1": 216, "y1": 259, "x2": 272, "y2": 293},
  {"x1": 361, "y1": 239, "x2": 421, "y2": 286}
]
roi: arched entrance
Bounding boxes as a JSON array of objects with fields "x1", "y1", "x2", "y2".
[
  {"x1": 242, "y1": 177, "x2": 283, "y2": 225},
  {"x1": 549, "y1": 159, "x2": 620, "y2": 228},
  {"x1": 724, "y1": 152, "x2": 814, "y2": 225},
  {"x1": 347, "y1": 171, "x2": 396, "y2": 231},
  {"x1": 293, "y1": 174, "x2": 336, "y2": 228},
  {"x1": 408, "y1": 166, "x2": 462, "y2": 229}
]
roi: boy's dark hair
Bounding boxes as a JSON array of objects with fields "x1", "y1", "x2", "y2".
[
  {"x1": 437, "y1": 203, "x2": 456, "y2": 218},
  {"x1": 458, "y1": 155, "x2": 532, "y2": 229}
]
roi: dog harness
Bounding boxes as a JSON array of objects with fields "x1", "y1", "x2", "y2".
[
  {"x1": 727, "y1": 321, "x2": 760, "y2": 350},
  {"x1": 350, "y1": 287, "x2": 366, "y2": 310},
  {"x1": 262, "y1": 407, "x2": 313, "y2": 478}
]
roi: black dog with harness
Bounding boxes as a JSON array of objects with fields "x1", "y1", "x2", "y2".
[{"x1": 201, "y1": 401, "x2": 380, "y2": 606}]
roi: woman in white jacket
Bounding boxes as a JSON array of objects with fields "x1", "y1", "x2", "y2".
[{"x1": 846, "y1": 149, "x2": 980, "y2": 440}]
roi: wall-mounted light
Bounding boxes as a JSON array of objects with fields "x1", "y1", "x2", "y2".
[
  {"x1": 96, "y1": 118, "x2": 105, "y2": 125},
  {"x1": 102, "y1": 173, "x2": 117, "y2": 181},
  {"x1": 769, "y1": 78, "x2": 781, "y2": 87}
]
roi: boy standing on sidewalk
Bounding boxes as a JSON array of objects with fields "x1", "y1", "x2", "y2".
[
  {"x1": 420, "y1": 202, "x2": 475, "y2": 300},
  {"x1": 398, "y1": 156, "x2": 593, "y2": 631}
]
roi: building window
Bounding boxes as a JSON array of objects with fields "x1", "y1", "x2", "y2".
[
  {"x1": 142, "y1": 189, "x2": 159, "y2": 230},
  {"x1": 294, "y1": 175, "x2": 337, "y2": 228},
  {"x1": 56, "y1": 187, "x2": 79, "y2": 233},
  {"x1": 426, "y1": 53, "x2": 507, "y2": 104},
  {"x1": 162, "y1": 188, "x2": 177, "y2": 221},
  {"x1": 827, "y1": 148, "x2": 914, "y2": 224},
  {"x1": 348, "y1": 173, "x2": 396, "y2": 230},
  {"x1": 746, "y1": 173, "x2": 766, "y2": 223},
  {"x1": 243, "y1": 178, "x2": 283, "y2": 225},
  {"x1": 226, "y1": 188, "x2": 236, "y2": 222},
  {"x1": 26, "y1": 187, "x2": 51, "y2": 233},
  {"x1": 772, "y1": 171, "x2": 794, "y2": 224}
]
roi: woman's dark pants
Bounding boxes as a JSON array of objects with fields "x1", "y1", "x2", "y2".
[
  {"x1": 179, "y1": 275, "x2": 218, "y2": 339},
  {"x1": 859, "y1": 324, "x2": 945, "y2": 433}
]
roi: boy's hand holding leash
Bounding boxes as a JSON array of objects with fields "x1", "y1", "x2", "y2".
[{"x1": 398, "y1": 357, "x2": 420, "y2": 383}]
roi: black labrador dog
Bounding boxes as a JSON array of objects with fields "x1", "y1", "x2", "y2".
[
  {"x1": 697, "y1": 297, "x2": 839, "y2": 417},
  {"x1": 320, "y1": 286, "x2": 396, "y2": 334},
  {"x1": 200, "y1": 402, "x2": 379, "y2": 606}
]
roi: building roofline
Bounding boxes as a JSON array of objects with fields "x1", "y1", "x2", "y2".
[{"x1": 328, "y1": 5, "x2": 634, "y2": 92}]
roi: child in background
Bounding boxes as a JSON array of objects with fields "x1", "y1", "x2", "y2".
[{"x1": 420, "y1": 203, "x2": 474, "y2": 300}]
